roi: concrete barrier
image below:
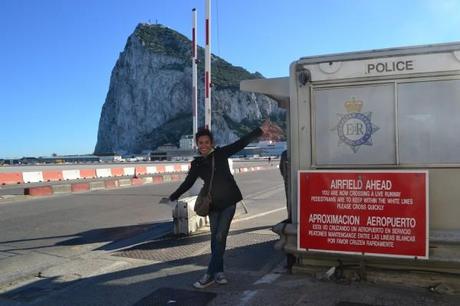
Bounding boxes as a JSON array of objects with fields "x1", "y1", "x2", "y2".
[
  {"x1": 71, "y1": 182, "x2": 90, "y2": 192},
  {"x1": 25, "y1": 186, "x2": 53, "y2": 196},
  {"x1": 131, "y1": 178, "x2": 143, "y2": 186},
  {"x1": 89, "y1": 181, "x2": 105, "y2": 191},
  {"x1": 52, "y1": 184, "x2": 72, "y2": 194},
  {"x1": 104, "y1": 179, "x2": 119, "y2": 189},
  {"x1": 152, "y1": 176, "x2": 164, "y2": 184},
  {"x1": 143, "y1": 177, "x2": 153, "y2": 183},
  {"x1": 118, "y1": 179, "x2": 132, "y2": 187}
]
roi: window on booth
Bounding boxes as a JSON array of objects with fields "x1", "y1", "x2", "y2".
[{"x1": 398, "y1": 79, "x2": 460, "y2": 164}]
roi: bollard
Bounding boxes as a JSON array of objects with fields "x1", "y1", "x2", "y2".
[{"x1": 172, "y1": 196, "x2": 209, "y2": 235}]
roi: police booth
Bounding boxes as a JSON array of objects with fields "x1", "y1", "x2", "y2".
[{"x1": 241, "y1": 42, "x2": 460, "y2": 288}]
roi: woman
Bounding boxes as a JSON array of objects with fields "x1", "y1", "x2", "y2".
[{"x1": 168, "y1": 120, "x2": 271, "y2": 288}]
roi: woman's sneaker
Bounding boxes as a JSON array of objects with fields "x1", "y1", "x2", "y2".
[
  {"x1": 215, "y1": 272, "x2": 228, "y2": 285},
  {"x1": 193, "y1": 274, "x2": 214, "y2": 289}
]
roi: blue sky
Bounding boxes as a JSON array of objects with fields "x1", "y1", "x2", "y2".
[{"x1": 1, "y1": 0, "x2": 460, "y2": 158}]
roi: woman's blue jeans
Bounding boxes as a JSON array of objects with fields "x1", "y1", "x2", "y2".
[{"x1": 207, "y1": 204, "x2": 236, "y2": 276}]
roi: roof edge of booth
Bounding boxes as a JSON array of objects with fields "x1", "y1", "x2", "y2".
[
  {"x1": 240, "y1": 77, "x2": 290, "y2": 109},
  {"x1": 298, "y1": 41, "x2": 460, "y2": 64}
]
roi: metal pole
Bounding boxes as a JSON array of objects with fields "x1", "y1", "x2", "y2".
[
  {"x1": 192, "y1": 8, "x2": 198, "y2": 149},
  {"x1": 204, "y1": 0, "x2": 212, "y2": 130}
]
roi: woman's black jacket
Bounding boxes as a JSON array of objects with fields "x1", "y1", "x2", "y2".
[{"x1": 169, "y1": 127, "x2": 263, "y2": 211}]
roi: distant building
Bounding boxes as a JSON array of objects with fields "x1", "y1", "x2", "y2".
[
  {"x1": 179, "y1": 135, "x2": 194, "y2": 149},
  {"x1": 257, "y1": 140, "x2": 287, "y2": 156},
  {"x1": 39, "y1": 155, "x2": 100, "y2": 164},
  {"x1": 98, "y1": 154, "x2": 122, "y2": 163},
  {"x1": 233, "y1": 141, "x2": 287, "y2": 158},
  {"x1": 21, "y1": 157, "x2": 40, "y2": 164},
  {"x1": 0, "y1": 158, "x2": 21, "y2": 165},
  {"x1": 234, "y1": 145, "x2": 263, "y2": 158},
  {"x1": 150, "y1": 143, "x2": 195, "y2": 161}
]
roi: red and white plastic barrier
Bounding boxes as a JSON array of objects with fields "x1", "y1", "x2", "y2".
[
  {"x1": 0, "y1": 173, "x2": 24, "y2": 185},
  {"x1": 63, "y1": 170, "x2": 80, "y2": 180},
  {"x1": 22, "y1": 171, "x2": 44, "y2": 183},
  {"x1": 17, "y1": 164, "x2": 276, "y2": 197},
  {"x1": 0, "y1": 163, "x2": 191, "y2": 185}
]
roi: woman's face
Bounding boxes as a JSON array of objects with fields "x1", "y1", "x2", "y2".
[{"x1": 197, "y1": 135, "x2": 213, "y2": 156}]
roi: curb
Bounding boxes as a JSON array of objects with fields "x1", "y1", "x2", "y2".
[{"x1": 21, "y1": 166, "x2": 277, "y2": 198}]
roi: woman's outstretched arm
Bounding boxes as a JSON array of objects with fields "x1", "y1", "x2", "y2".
[
  {"x1": 169, "y1": 164, "x2": 199, "y2": 201},
  {"x1": 220, "y1": 120, "x2": 271, "y2": 157}
]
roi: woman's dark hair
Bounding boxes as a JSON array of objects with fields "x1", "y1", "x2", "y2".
[{"x1": 195, "y1": 127, "x2": 214, "y2": 144}]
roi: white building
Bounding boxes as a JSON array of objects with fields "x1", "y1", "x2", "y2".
[{"x1": 179, "y1": 135, "x2": 194, "y2": 149}]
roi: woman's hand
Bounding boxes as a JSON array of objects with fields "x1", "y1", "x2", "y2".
[
  {"x1": 260, "y1": 119, "x2": 271, "y2": 134},
  {"x1": 260, "y1": 119, "x2": 283, "y2": 140}
]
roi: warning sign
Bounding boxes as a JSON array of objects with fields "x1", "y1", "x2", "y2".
[{"x1": 298, "y1": 170, "x2": 428, "y2": 259}]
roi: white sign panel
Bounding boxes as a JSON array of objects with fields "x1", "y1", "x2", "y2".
[
  {"x1": 305, "y1": 52, "x2": 460, "y2": 81},
  {"x1": 313, "y1": 84, "x2": 396, "y2": 165}
]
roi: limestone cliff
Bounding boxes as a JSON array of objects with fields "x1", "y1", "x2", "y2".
[{"x1": 94, "y1": 23, "x2": 285, "y2": 154}]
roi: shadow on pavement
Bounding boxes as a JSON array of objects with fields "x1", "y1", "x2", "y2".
[
  {"x1": 0, "y1": 232, "x2": 283, "y2": 306},
  {"x1": 0, "y1": 221, "x2": 172, "y2": 253}
]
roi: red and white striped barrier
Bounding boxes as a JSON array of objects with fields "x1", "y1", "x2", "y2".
[
  {"x1": 63, "y1": 170, "x2": 80, "y2": 180},
  {"x1": 0, "y1": 163, "x2": 191, "y2": 185},
  {"x1": 4, "y1": 164, "x2": 278, "y2": 198},
  {"x1": 95, "y1": 168, "x2": 112, "y2": 178},
  {"x1": 0, "y1": 173, "x2": 24, "y2": 185},
  {"x1": 123, "y1": 167, "x2": 135, "y2": 176},
  {"x1": 23, "y1": 171, "x2": 44, "y2": 183}
]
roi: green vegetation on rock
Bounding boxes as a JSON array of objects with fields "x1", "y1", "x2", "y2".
[
  {"x1": 135, "y1": 23, "x2": 263, "y2": 89},
  {"x1": 135, "y1": 24, "x2": 191, "y2": 60}
]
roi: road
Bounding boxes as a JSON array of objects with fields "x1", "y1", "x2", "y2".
[
  {"x1": 0, "y1": 168, "x2": 287, "y2": 305},
  {"x1": 0, "y1": 168, "x2": 283, "y2": 252}
]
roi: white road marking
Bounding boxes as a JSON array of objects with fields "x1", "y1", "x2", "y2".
[
  {"x1": 254, "y1": 272, "x2": 281, "y2": 285},
  {"x1": 238, "y1": 265, "x2": 283, "y2": 305},
  {"x1": 239, "y1": 290, "x2": 258, "y2": 306},
  {"x1": 233, "y1": 207, "x2": 285, "y2": 223}
]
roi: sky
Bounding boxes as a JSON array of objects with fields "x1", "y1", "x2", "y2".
[{"x1": 1, "y1": 0, "x2": 460, "y2": 158}]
